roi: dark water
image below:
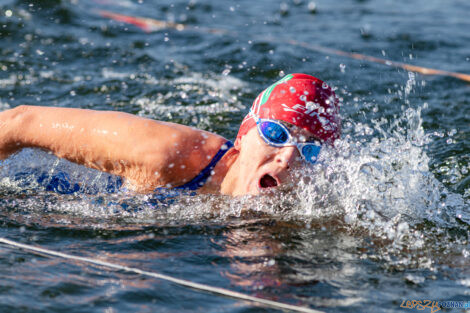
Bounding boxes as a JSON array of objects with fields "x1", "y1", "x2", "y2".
[{"x1": 0, "y1": 0, "x2": 469, "y2": 312}]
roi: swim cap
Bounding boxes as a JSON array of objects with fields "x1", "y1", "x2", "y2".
[{"x1": 236, "y1": 73, "x2": 341, "y2": 144}]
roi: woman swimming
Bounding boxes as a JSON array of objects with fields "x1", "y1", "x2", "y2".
[{"x1": 0, "y1": 73, "x2": 340, "y2": 196}]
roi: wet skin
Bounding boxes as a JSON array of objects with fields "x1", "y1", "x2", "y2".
[{"x1": 219, "y1": 126, "x2": 317, "y2": 196}]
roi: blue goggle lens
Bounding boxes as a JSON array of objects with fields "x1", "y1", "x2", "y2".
[
  {"x1": 257, "y1": 118, "x2": 322, "y2": 164},
  {"x1": 301, "y1": 144, "x2": 321, "y2": 163},
  {"x1": 259, "y1": 121, "x2": 288, "y2": 144}
]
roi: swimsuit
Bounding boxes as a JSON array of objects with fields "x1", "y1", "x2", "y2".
[
  {"x1": 175, "y1": 140, "x2": 233, "y2": 191},
  {"x1": 38, "y1": 171, "x2": 122, "y2": 194}
]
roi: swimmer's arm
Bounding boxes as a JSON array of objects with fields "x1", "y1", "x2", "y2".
[{"x1": 0, "y1": 105, "x2": 227, "y2": 189}]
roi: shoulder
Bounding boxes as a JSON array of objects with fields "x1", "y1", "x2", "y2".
[{"x1": 131, "y1": 120, "x2": 229, "y2": 188}]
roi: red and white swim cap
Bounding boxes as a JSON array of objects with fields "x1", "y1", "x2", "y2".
[{"x1": 236, "y1": 73, "x2": 341, "y2": 144}]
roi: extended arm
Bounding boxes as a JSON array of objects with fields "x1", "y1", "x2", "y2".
[{"x1": 0, "y1": 105, "x2": 227, "y2": 190}]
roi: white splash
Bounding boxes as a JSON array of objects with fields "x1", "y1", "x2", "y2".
[{"x1": 134, "y1": 72, "x2": 247, "y2": 120}]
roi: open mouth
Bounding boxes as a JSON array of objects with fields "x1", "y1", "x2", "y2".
[{"x1": 259, "y1": 174, "x2": 278, "y2": 189}]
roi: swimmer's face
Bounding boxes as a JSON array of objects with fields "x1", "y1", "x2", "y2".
[{"x1": 230, "y1": 125, "x2": 316, "y2": 196}]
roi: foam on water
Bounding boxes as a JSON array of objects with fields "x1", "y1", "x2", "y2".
[{"x1": 294, "y1": 106, "x2": 468, "y2": 245}]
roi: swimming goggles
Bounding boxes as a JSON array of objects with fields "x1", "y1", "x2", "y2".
[{"x1": 253, "y1": 116, "x2": 322, "y2": 164}]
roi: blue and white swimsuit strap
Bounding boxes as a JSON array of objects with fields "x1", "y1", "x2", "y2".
[{"x1": 175, "y1": 141, "x2": 233, "y2": 191}]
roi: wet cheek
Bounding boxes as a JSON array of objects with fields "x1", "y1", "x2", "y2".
[{"x1": 293, "y1": 154, "x2": 303, "y2": 164}]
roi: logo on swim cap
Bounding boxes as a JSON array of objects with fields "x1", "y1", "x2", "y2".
[
  {"x1": 258, "y1": 74, "x2": 293, "y2": 107},
  {"x1": 236, "y1": 73, "x2": 341, "y2": 144}
]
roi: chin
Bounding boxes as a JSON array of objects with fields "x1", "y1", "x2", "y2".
[
  {"x1": 231, "y1": 185, "x2": 258, "y2": 196},
  {"x1": 227, "y1": 173, "x2": 282, "y2": 196}
]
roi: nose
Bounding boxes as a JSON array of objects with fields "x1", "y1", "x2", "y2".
[{"x1": 274, "y1": 146, "x2": 298, "y2": 169}]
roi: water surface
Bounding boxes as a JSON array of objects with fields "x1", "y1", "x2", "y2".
[{"x1": 0, "y1": 0, "x2": 469, "y2": 312}]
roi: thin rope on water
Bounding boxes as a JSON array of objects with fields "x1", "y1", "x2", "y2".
[
  {"x1": 0, "y1": 237, "x2": 323, "y2": 313},
  {"x1": 97, "y1": 9, "x2": 470, "y2": 83}
]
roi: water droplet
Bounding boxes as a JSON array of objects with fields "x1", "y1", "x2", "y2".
[
  {"x1": 280, "y1": 2, "x2": 289, "y2": 15},
  {"x1": 448, "y1": 129, "x2": 457, "y2": 137},
  {"x1": 308, "y1": 1, "x2": 317, "y2": 13},
  {"x1": 289, "y1": 86, "x2": 296, "y2": 93}
]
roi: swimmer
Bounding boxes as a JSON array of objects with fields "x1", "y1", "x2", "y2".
[{"x1": 0, "y1": 73, "x2": 340, "y2": 196}]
